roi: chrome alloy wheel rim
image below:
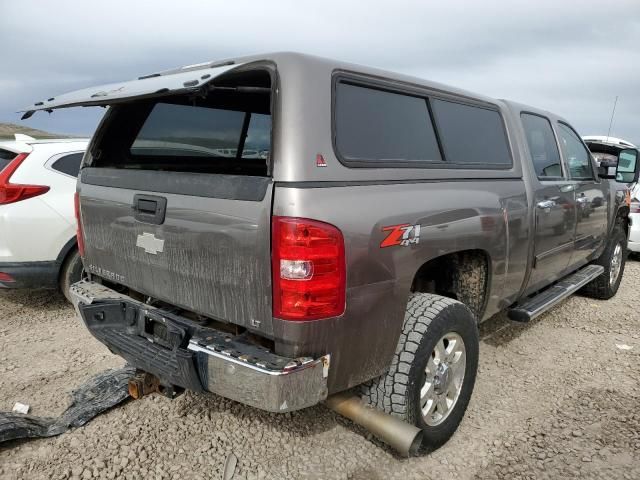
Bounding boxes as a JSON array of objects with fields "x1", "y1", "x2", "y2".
[
  {"x1": 420, "y1": 332, "x2": 466, "y2": 427},
  {"x1": 610, "y1": 243, "x2": 623, "y2": 287}
]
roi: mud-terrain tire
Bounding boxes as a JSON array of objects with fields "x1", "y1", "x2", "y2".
[
  {"x1": 59, "y1": 249, "x2": 83, "y2": 303},
  {"x1": 580, "y1": 225, "x2": 627, "y2": 300},
  {"x1": 360, "y1": 293, "x2": 479, "y2": 452}
]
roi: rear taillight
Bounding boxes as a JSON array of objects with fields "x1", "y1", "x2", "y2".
[
  {"x1": 74, "y1": 192, "x2": 85, "y2": 257},
  {"x1": 0, "y1": 153, "x2": 50, "y2": 205},
  {"x1": 0, "y1": 272, "x2": 15, "y2": 283},
  {"x1": 272, "y1": 216, "x2": 346, "y2": 321}
]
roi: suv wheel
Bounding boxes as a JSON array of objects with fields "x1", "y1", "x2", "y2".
[
  {"x1": 581, "y1": 225, "x2": 627, "y2": 300},
  {"x1": 360, "y1": 293, "x2": 479, "y2": 452},
  {"x1": 59, "y1": 249, "x2": 83, "y2": 303}
]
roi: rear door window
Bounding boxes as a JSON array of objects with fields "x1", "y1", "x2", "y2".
[
  {"x1": 430, "y1": 99, "x2": 512, "y2": 166},
  {"x1": 557, "y1": 123, "x2": 594, "y2": 180},
  {"x1": 334, "y1": 82, "x2": 442, "y2": 164},
  {"x1": 51, "y1": 152, "x2": 84, "y2": 177},
  {"x1": 521, "y1": 113, "x2": 564, "y2": 179},
  {"x1": 0, "y1": 148, "x2": 16, "y2": 172}
]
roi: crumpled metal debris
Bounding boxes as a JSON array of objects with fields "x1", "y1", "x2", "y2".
[{"x1": 0, "y1": 365, "x2": 135, "y2": 443}]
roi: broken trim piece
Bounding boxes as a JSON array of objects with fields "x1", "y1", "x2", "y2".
[{"x1": 0, "y1": 365, "x2": 134, "y2": 443}]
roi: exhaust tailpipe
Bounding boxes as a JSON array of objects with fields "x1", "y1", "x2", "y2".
[{"x1": 326, "y1": 392, "x2": 423, "y2": 457}]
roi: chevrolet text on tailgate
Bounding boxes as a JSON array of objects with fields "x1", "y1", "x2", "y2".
[{"x1": 24, "y1": 52, "x2": 638, "y2": 456}]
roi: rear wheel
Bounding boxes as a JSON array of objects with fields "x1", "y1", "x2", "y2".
[
  {"x1": 59, "y1": 249, "x2": 83, "y2": 303},
  {"x1": 360, "y1": 293, "x2": 479, "y2": 452},
  {"x1": 581, "y1": 225, "x2": 627, "y2": 300}
]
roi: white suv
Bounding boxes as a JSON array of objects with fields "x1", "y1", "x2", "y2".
[{"x1": 0, "y1": 134, "x2": 88, "y2": 300}]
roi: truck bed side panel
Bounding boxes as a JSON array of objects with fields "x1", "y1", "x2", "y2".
[{"x1": 271, "y1": 179, "x2": 528, "y2": 392}]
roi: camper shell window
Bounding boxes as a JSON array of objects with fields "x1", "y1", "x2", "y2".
[{"x1": 91, "y1": 69, "x2": 272, "y2": 177}]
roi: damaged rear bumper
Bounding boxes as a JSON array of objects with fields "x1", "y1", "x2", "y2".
[{"x1": 69, "y1": 280, "x2": 329, "y2": 413}]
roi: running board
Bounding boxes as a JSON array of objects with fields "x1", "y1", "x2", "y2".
[{"x1": 508, "y1": 264, "x2": 604, "y2": 322}]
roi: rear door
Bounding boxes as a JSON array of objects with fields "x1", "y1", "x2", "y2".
[
  {"x1": 43, "y1": 149, "x2": 86, "y2": 225},
  {"x1": 521, "y1": 113, "x2": 576, "y2": 289},
  {"x1": 556, "y1": 123, "x2": 608, "y2": 267},
  {"x1": 74, "y1": 68, "x2": 276, "y2": 335}
]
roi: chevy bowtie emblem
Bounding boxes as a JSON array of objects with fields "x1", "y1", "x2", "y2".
[{"x1": 136, "y1": 233, "x2": 165, "y2": 255}]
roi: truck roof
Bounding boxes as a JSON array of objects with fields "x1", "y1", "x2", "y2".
[{"x1": 22, "y1": 51, "x2": 520, "y2": 118}]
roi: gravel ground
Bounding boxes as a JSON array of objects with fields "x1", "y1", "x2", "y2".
[{"x1": 1, "y1": 261, "x2": 639, "y2": 480}]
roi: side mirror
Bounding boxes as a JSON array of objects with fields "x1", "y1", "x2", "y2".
[{"x1": 615, "y1": 148, "x2": 639, "y2": 183}]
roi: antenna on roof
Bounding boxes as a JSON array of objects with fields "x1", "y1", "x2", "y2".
[{"x1": 605, "y1": 96, "x2": 618, "y2": 143}]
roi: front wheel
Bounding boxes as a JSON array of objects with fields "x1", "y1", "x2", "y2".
[
  {"x1": 581, "y1": 225, "x2": 627, "y2": 300},
  {"x1": 360, "y1": 293, "x2": 479, "y2": 452}
]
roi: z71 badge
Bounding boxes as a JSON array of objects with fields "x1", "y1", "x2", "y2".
[{"x1": 380, "y1": 223, "x2": 421, "y2": 248}]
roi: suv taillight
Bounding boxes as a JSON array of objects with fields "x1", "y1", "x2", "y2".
[
  {"x1": 0, "y1": 153, "x2": 50, "y2": 205},
  {"x1": 74, "y1": 192, "x2": 85, "y2": 257},
  {"x1": 272, "y1": 216, "x2": 346, "y2": 321},
  {"x1": 0, "y1": 272, "x2": 15, "y2": 283}
]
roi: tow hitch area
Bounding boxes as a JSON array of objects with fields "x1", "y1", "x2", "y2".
[{"x1": 128, "y1": 371, "x2": 182, "y2": 399}]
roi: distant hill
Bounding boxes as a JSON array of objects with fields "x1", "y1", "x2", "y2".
[{"x1": 0, "y1": 122, "x2": 68, "y2": 140}]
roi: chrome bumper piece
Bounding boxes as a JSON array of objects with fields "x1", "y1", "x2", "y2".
[{"x1": 70, "y1": 280, "x2": 329, "y2": 413}]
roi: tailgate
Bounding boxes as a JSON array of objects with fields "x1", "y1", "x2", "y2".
[
  {"x1": 76, "y1": 66, "x2": 276, "y2": 335},
  {"x1": 80, "y1": 174, "x2": 274, "y2": 334}
]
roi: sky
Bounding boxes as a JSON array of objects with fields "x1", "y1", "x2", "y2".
[{"x1": 1, "y1": 0, "x2": 639, "y2": 144}]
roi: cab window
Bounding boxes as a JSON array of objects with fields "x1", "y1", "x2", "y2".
[
  {"x1": 557, "y1": 123, "x2": 594, "y2": 180},
  {"x1": 520, "y1": 113, "x2": 563, "y2": 179}
]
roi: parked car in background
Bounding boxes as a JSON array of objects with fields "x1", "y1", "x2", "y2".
[
  {"x1": 584, "y1": 136, "x2": 640, "y2": 255},
  {"x1": 584, "y1": 136, "x2": 637, "y2": 176},
  {"x1": 0, "y1": 134, "x2": 88, "y2": 300}
]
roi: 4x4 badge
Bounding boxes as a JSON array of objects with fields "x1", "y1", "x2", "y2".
[
  {"x1": 380, "y1": 223, "x2": 421, "y2": 248},
  {"x1": 136, "y1": 232, "x2": 165, "y2": 255}
]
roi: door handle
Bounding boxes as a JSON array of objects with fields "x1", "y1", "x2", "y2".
[
  {"x1": 132, "y1": 194, "x2": 167, "y2": 225},
  {"x1": 537, "y1": 200, "x2": 556, "y2": 209},
  {"x1": 134, "y1": 198, "x2": 158, "y2": 214}
]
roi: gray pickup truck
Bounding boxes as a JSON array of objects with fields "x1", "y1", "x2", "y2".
[{"x1": 24, "y1": 52, "x2": 638, "y2": 455}]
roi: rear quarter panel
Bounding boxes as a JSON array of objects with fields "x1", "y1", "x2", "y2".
[{"x1": 272, "y1": 179, "x2": 528, "y2": 392}]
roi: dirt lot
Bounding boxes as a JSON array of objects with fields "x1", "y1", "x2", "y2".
[{"x1": 1, "y1": 261, "x2": 639, "y2": 480}]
